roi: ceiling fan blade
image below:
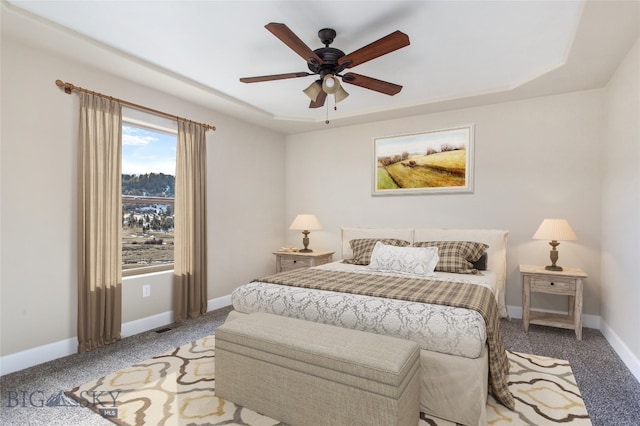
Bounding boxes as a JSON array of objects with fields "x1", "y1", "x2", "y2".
[
  {"x1": 265, "y1": 23, "x2": 324, "y2": 65},
  {"x1": 338, "y1": 30, "x2": 410, "y2": 68},
  {"x1": 240, "y1": 72, "x2": 313, "y2": 83},
  {"x1": 309, "y1": 90, "x2": 327, "y2": 108},
  {"x1": 342, "y1": 72, "x2": 403, "y2": 95}
]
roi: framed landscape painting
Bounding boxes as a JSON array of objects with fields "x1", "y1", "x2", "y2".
[{"x1": 373, "y1": 125, "x2": 474, "y2": 195}]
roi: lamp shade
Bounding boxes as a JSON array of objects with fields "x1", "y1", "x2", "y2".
[
  {"x1": 322, "y1": 74, "x2": 340, "y2": 95},
  {"x1": 334, "y1": 84, "x2": 349, "y2": 103},
  {"x1": 532, "y1": 219, "x2": 577, "y2": 241},
  {"x1": 289, "y1": 214, "x2": 322, "y2": 231},
  {"x1": 303, "y1": 80, "x2": 322, "y2": 102}
]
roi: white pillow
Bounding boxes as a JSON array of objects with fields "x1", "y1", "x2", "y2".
[{"x1": 366, "y1": 242, "x2": 439, "y2": 277}]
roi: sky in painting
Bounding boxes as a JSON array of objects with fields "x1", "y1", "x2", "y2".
[
  {"x1": 376, "y1": 127, "x2": 470, "y2": 157},
  {"x1": 122, "y1": 125, "x2": 176, "y2": 175}
]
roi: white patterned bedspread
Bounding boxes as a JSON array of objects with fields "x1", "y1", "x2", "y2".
[{"x1": 231, "y1": 262, "x2": 496, "y2": 359}]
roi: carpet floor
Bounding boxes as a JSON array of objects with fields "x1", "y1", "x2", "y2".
[{"x1": 1, "y1": 307, "x2": 639, "y2": 425}]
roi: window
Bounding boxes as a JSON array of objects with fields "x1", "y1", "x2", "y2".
[{"x1": 121, "y1": 111, "x2": 177, "y2": 276}]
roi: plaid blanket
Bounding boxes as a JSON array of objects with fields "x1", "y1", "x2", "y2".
[{"x1": 255, "y1": 268, "x2": 515, "y2": 410}]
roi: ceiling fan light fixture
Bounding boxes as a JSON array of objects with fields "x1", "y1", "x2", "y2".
[
  {"x1": 322, "y1": 74, "x2": 340, "y2": 95},
  {"x1": 243, "y1": 23, "x2": 410, "y2": 111},
  {"x1": 303, "y1": 80, "x2": 322, "y2": 101},
  {"x1": 334, "y1": 85, "x2": 349, "y2": 103}
]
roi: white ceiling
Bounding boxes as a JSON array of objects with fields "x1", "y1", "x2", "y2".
[{"x1": 3, "y1": 1, "x2": 639, "y2": 134}]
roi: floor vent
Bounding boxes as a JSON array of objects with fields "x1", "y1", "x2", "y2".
[{"x1": 155, "y1": 327, "x2": 172, "y2": 334}]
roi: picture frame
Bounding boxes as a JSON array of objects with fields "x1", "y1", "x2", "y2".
[{"x1": 372, "y1": 125, "x2": 475, "y2": 195}]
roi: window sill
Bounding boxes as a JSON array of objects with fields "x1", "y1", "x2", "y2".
[{"x1": 123, "y1": 263, "x2": 174, "y2": 278}]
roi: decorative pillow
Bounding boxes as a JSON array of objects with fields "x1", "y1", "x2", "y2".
[
  {"x1": 472, "y1": 252, "x2": 488, "y2": 270},
  {"x1": 366, "y1": 242, "x2": 439, "y2": 276},
  {"x1": 413, "y1": 241, "x2": 489, "y2": 274},
  {"x1": 343, "y1": 238, "x2": 411, "y2": 265}
]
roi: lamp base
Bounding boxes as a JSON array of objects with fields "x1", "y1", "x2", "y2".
[
  {"x1": 546, "y1": 243, "x2": 562, "y2": 271},
  {"x1": 545, "y1": 265, "x2": 563, "y2": 271},
  {"x1": 300, "y1": 231, "x2": 312, "y2": 253}
]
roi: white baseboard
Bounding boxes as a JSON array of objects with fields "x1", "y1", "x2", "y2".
[
  {"x1": 208, "y1": 294, "x2": 232, "y2": 312},
  {"x1": 506, "y1": 304, "x2": 601, "y2": 330},
  {"x1": 121, "y1": 311, "x2": 175, "y2": 338},
  {"x1": 0, "y1": 295, "x2": 232, "y2": 376},
  {"x1": 0, "y1": 337, "x2": 77, "y2": 377},
  {"x1": 507, "y1": 304, "x2": 639, "y2": 383},
  {"x1": 600, "y1": 319, "x2": 640, "y2": 383}
]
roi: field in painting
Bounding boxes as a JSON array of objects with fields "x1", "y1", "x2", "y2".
[{"x1": 377, "y1": 149, "x2": 466, "y2": 190}]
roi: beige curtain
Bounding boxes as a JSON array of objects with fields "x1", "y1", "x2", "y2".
[
  {"x1": 77, "y1": 93, "x2": 123, "y2": 353},
  {"x1": 174, "y1": 120, "x2": 208, "y2": 322}
]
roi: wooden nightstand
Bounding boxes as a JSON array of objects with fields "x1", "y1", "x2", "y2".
[
  {"x1": 520, "y1": 264, "x2": 588, "y2": 340},
  {"x1": 273, "y1": 251, "x2": 334, "y2": 273}
]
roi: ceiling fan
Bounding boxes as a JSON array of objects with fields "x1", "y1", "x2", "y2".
[{"x1": 240, "y1": 23, "x2": 410, "y2": 109}]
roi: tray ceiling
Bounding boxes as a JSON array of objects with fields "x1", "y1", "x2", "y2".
[{"x1": 3, "y1": 1, "x2": 638, "y2": 134}]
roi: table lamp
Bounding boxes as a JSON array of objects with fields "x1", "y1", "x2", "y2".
[
  {"x1": 533, "y1": 218, "x2": 577, "y2": 271},
  {"x1": 289, "y1": 214, "x2": 322, "y2": 253}
]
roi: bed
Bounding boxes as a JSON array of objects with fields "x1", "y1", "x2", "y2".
[{"x1": 228, "y1": 227, "x2": 512, "y2": 426}]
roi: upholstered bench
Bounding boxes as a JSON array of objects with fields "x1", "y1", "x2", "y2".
[{"x1": 215, "y1": 312, "x2": 420, "y2": 426}]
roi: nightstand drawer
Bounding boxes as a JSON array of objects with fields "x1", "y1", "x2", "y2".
[
  {"x1": 274, "y1": 251, "x2": 334, "y2": 273},
  {"x1": 280, "y1": 256, "x2": 313, "y2": 270},
  {"x1": 530, "y1": 277, "x2": 575, "y2": 294}
]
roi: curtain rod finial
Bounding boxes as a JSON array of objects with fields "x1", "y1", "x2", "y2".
[
  {"x1": 54, "y1": 79, "x2": 216, "y2": 130},
  {"x1": 55, "y1": 79, "x2": 74, "y2": 94}
]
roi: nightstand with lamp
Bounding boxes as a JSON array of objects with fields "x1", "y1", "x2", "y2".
[
  {"x1": 520, "y1": 219, "x2": 588, "y2": 340},
  {"x1": 274, "y1": 214, "x2": 334, "y2": 273}
]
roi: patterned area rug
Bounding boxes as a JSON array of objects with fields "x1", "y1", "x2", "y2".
[
  {"x1": 66, "y1": 335, "x2": 591, "y2": 426},
  {"x1": 422, "y1": 351, "x2": 592, "y2": 425}
]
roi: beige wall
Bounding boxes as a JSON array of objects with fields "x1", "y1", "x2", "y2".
[
  {"x1": 601, "y1": 38, "x2": 640, "y2": 377},
  {"x1": 285, "y1": 90, "x2": 604, "y2": 319},
  {"x1": 0, "y1": 36, "x2": 285, "y2": 358}
]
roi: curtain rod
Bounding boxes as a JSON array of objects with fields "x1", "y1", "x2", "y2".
[{"x1": 55, "y1": 79, "x2": 216, "y2": 131}]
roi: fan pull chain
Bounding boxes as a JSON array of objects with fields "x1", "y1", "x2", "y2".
[
  {"x1": 325, "y1": 98, "x2": 330, "y2": 124},
  {"x1": 325, "y1": 94, "x2": 339, "y2": 124}
]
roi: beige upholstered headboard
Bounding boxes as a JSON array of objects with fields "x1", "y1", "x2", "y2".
[
  {"x1": 340, "y1": 227, "x2": 414, "y2": 260},
  {"x1": 340, "y1": 227, "x2": 509, "y2": 318}
]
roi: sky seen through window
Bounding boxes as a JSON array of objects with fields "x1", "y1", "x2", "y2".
[{"x1": 122, "y1": 125, "x2": 176, "y2": 176}]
